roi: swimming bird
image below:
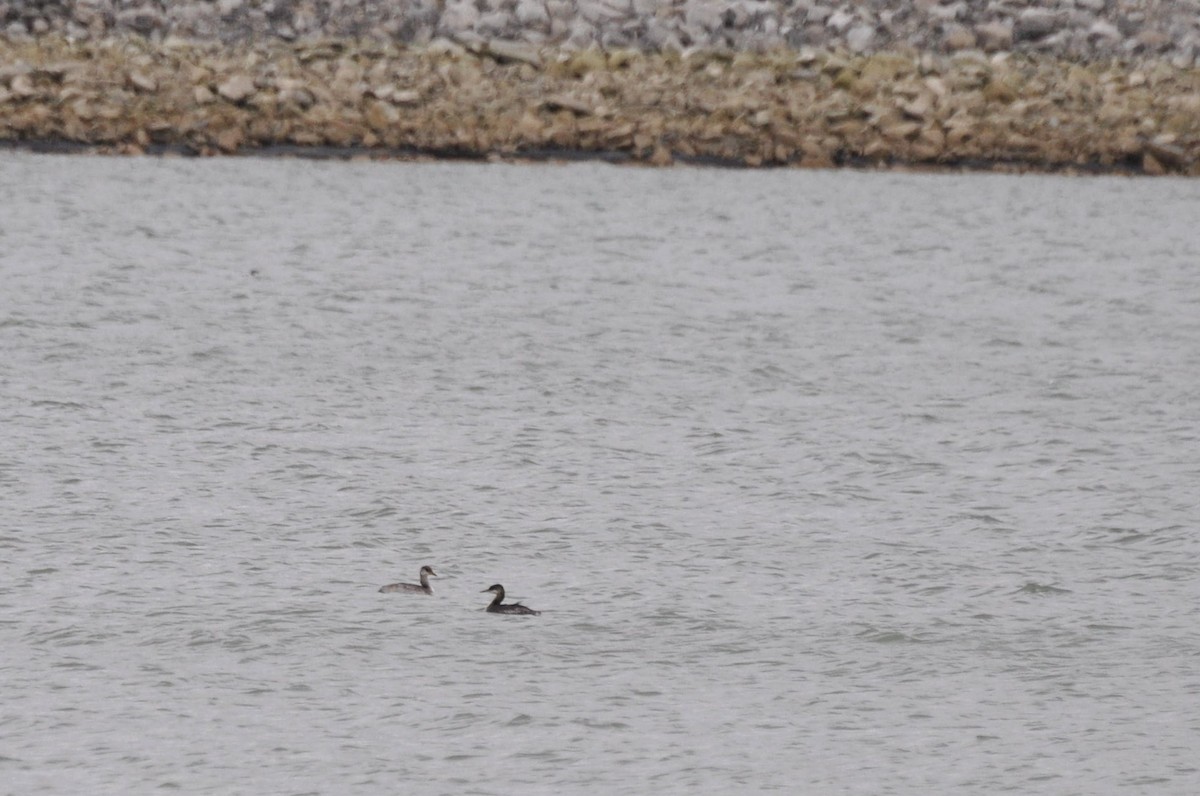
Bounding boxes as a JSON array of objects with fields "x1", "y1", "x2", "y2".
[
  {"x1": 481, "y1": 584, "x2": 540, "y2": 615},
  {"x1": 379, "y1": 565, "x2": 437, "y2": 594}
]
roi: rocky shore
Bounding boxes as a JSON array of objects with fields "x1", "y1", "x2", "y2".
[
  {"x1": 4, "y1": 0, "x2": 1200, "y2": 64},
  {"x1": 2, "y1": 1, "x2": 1199, "y2": 173}
]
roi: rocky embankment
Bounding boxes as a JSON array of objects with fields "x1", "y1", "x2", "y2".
[
  {"x1": 3, "y1": 0, "x2": 1200, "y2": 63},
  {"x1": 2, "y1": 1, "x2": 1199, "y2": 173}
]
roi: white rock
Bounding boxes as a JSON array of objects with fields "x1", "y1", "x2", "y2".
[
  {"x1": 925, "y1": 2, "x2": 965, "y2": 22},
  {"x1": 730, "y1": 0, "x2": 775, "y2": 26},
  {"x1": 10, "y1": 73, "x2": 35, "y2": 98},
  {"x1": 565, "y1": 18, "x2": 598, "y2": 48},
  {"x1": 515, "y1": 0, "x2": 550, "y2": 28},
  {"x1": 942, "y1": 24, "x2": 976, "y2": 51},
  {"x1": 1088, "y1": 21, "x2": 1121, "y2": 41},
  {"x1": 279, "y1": 86, "x2": 315, "y2": 109},
  {"x1": 72, "y1": 0, "x2": 107, "y2": 27},
  {"x1": 846, "y1": 24, "x2": 874, "y2": 52},
  {"x1": 825, "y1": 10, "x2": 853, "y2": 33},
  {"x1": 128, "y1": 70, "x2": 157, "y2": 92},
  {"x1": 684, "y1": 0, "x2": 723, "y2": 32},
  {"x1": 217, "y1": 74, "x2": 256, "y2": 103},
  {"x1": 115, "y1": 7, "x2": 165, "y2": 33},
  {"x1": 806, "y1": 5, "x2": 832, "y2": 25},
  {"x1": 425, "y1": 37, "x2": 467, "y2": 57},
  {"x1": 975, "y1": 21, "x2": 1013, "y2": 50},
  {"x1": 578, "y1": 0, "x2": 631, "y2": 24},
  {"x1": 487, "y1": 38, "x2": 544, "y2": 66},
  {"x1": 545, "y1": 0, "x2": 575, "y2": 21},
  {"x1": 476, "y1": 10, "x2": 514, "y2": 36},
  {"x1": 644, "y1": 17, "x2": 685, "y2": 51},
  {"x1": 439, "y1": 0, "x2": 480, "y2": 33}
]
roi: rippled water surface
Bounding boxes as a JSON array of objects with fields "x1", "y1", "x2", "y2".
[{"x1": 2, "y1": 152, "x2": 1199, "y2": 794}]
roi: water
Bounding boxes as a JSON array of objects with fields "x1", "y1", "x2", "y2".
[{"x1": 2, "y1": 152, "x2": 1199, "y2": 794}]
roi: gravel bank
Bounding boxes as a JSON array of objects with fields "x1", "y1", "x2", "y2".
[
  {"x1": 2, "y1": 0, "x2": 1199, "y2": 64},
  {"x1": 1, "y1": 2, "x2": 1198, "y2": 173}
]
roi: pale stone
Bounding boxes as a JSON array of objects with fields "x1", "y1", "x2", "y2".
[
  {"x1": 925, "y1": 3, "x2": 964, "y2": 23},
  {"x1": 1145, "y1": 136, "x2": 1187, "y2": 168},
  {"x1": 1135, "y1": 30, "x2": 1172, "y2": 52},
  {"x1": 276, "y1": 77, "x2": 309, "y2": 93},
  {"x1": 881, "y1": 120, "x2": 921, "y2": 140},
  {"x1": 565, "y1": 47, "x2": 607, "y2": 75},
  {"x1": 1142, "y1": 152, "x2": 1166, "y2": 176},
  {"x1": 942, "y1": 24, "x2": 976, "y2": 51},
  {"x1": 731, "y1": 0, "x2": 776, "y2": 27},
  {"x1": 541, "y1": 94, "x2": 594, "y2": 115},
  {"x1": 898, "y1": 93, "x2": 933, "y2": 119},
  {"x1": 115, "y1": 7, "x2": 165, "y2": 34},
  {"x1": 975, "y1": 22, "x2": 1013, "y2": 51},
  {"x1": 71, "y1": 0, "x2": 107, "y2": 27},
  {"x1": 825, "y1": 10, "x2": 853, "y2": 33},
  {"x1": 215, "y1": 127, "x2": 244, "y2": 153},
  {"x1": 368, "y1": 84, "x2": 394, "y2": 102},
  {"x1": 578, "y1": 0, "x2": 630, "y2": 24},
  {"x1": 425, "y1": 37, "x2": 467, "y2": 57},
  {"x1": 365, "y1": 101, "x2": 401, "y2": 131},
  {"x1": 128, "y1": 70, "x2": 157, "y2": 92},
  {"x1": 644, "y1": 18, "x2": 684, "y2": 51},
  {"x1": 1170, "y1": 51, "x2": 1197, "y2": 70},
  {"x1": 565, "y1": 18, "x2": 598, "y2": 48},
  {"x1": 217, "y1": 74, "x2": 256, "y2": 103},
  {"x1": 846, "y1": 25, "x2": 874, "y2": 53},
  {"x1": 1014, "y1": 9, "x2": 1062, "y2": 41},
  {"x1": 806, "y1": 5, "x2": 832, "y2": 25},
  {"x1": 1088, "y1": 21, "x2": 1121, "y2": 41},
  {"x1": 684, "y1": 0, "x2": 724, "y2": 32},
  {"x1": 515, "y1": 0, "x2": 551, "y2": 29},
  {"x1": 439, "y1": 0, "x2": 480, "y2": 33},
  {"x1": 476, "y1": 11, "x2": 514, "y2": 36},
  {"x1": 487, "y1": 38, "x2": 544, "y2": 66},
  {"x1": 279, "y1": 86, "x2": 316, "y2": 109},
  {"x1": 10, "y1": 74, "x2": 36, "y2": 98},
  {"x1": 545, "y1": 0, "x2": 574, "y2": 21},
  {"x1": 333, "y1": 61, "x2": 363, "y2": 86}
]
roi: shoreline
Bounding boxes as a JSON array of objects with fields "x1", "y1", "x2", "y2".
[
  {"x1": 0, "y1": 137, "x2": 1164, "y2": 178},
  {"x1": 2, "y1": 36, "x2": 1198, "y2": 175}
]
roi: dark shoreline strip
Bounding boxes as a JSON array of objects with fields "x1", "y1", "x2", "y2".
[{"x1": 0, "y1": 137, "x2": 1157, "y2": 177}]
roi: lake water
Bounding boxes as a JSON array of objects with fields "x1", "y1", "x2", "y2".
[{"x1": 2, "y1": 151, "x2": 1199, "y2": 794}]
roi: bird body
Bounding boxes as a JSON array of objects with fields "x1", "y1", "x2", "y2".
[
  {"x1": 379, "y1": 565, "x2": 437, "y2": 594},
  {"x1": 481, "y1": 584, "x2": 540, "y2": 615}
]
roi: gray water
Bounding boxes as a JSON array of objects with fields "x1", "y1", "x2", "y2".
[{"x1": 2, "y1": 152, "x2": 1199, "y2": 795}]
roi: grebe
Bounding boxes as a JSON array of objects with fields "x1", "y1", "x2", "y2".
[
  {"x1": 379, "y1": 565, "x2": 437, "y2": 594},
  {"x1": 481, "y1": 584, "x2": 540, "y2": 615}
]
